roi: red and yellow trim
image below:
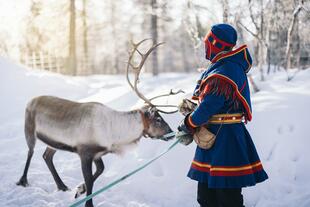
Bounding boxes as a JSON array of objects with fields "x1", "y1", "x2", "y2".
[
  {"x1": 191, "y1": 160, "x2": 263, "y2": 176},
  {"x1": 208, "y1": 113, "x2": 244, "y2": 124},
  {"x1": 192, "y1": 96, "x2": 199, "y2": 101},
  {"x1": 187, "y1": 115, "x2": 199, "y2": 128},
  {"x1": 211, "y1": 45, "x2": 252, "y2": 72},
  {"x1": 243, "y1": 48, "x2": 252, "y2": 72},
  {"x1": 201, "y1": 74, "x2": 252, "y2": 121},
  {"x1": 212, "y1": 45, "x2": 247, "y2": 63},
  {"x1": 204, "y1": 31, "x2": 235, "y2": 48},
  {"x1": 194, "y1": 44, "x2": 251, "y2": 98}
]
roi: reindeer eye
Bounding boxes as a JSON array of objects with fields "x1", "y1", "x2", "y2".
[{"x1": 156, "y1": 117, "x2": 162, "y2": 122}]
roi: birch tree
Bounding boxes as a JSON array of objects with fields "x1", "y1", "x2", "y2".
[
  {"x1": 220, "y1": 0, "x2": 230, "y2": 23},
  {"x1": 285, "y1": 0, "x2": 305, "y2": 71},
  {"x1": 237, "y1": 0, "x2": 272, "y2": 81},
  {"x1": 82, "y1": 0, "x2": 88, "y2": 67},
  {"x1": 151, "y1": 0, "x2": 159, "y2": 76},
  {"x1": 68, "y1": 0, "x2": 77, "y2": 75}
]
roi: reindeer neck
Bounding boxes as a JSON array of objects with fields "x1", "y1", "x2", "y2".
[
  {"x1": 109, "y1": 109, "x2": 145, "y2": 145},
  {"x1": 138, "y1": 110, "x2": 150, "y2": 137}
]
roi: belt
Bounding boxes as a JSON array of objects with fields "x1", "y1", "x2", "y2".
[{"x1": 208, "y1": 113, "x2": 244, "y2": 124}]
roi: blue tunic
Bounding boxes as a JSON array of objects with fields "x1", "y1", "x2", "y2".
[{"x1": 187, "y1": 45, "x2": 268, "y2": 188}]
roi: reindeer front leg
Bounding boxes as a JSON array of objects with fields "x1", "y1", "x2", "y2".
[
  {"x1": 79, "y1": 149, "x2": 95, "y2": 207},
  {"x1": 75, "y1": 157, "x2": 105, "y2": 198}
]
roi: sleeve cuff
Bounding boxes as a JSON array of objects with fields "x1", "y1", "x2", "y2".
[
  {"x1": 192, "y1": 96, "x2": 199, "y2": 101},
  {"x1": 187, "y1": 114, "x2": 199, "y2": 128}
]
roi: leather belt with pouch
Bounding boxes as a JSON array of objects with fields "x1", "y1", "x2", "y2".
[
  {"x1": 178, "y1": 99, "x2": 244, "y2": 149},
  {"x1": 193, "y1": 113, "x2": 243, "y2": 149},
  {"x1": 193, "y1": 126, "x2": 216, "y2": 150}
]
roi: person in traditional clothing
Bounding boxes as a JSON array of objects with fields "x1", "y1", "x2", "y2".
[{"x1": 177, "y1": 24, "x2": 268, "y2": 207}]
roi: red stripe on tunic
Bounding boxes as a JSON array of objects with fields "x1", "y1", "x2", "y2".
[{"x1": 191, "y1": 161, "x2": 263, "y2": 177}]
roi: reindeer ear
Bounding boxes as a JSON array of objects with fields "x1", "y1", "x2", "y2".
[
  {"x1": 150, "y1": 107, "x2": 157, "y2": 113},
  {"x1": 141, "y1": 105, "x2": 151, "y2": 118}
]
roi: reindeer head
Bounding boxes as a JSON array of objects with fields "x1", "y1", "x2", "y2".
[
  {"x1": 140, "y1": 105, "x2": 173, "y2": 140},
  {"x1": 126, "y1": 39, "x2": 184, "y2": 141}
]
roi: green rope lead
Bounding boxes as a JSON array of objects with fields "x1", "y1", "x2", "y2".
[{"x1": 70, "y1": 132, "x2": 180, "y2": 207}]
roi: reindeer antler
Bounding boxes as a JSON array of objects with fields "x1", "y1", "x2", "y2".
[
  {"x1": 149, "y1": 89, "x2": 185, "y2": 102},
  {"x1": 126, "y1": 39, "x2": 184, "y2": 114}
]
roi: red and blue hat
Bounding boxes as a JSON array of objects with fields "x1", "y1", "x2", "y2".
[{"x1": 204, "y1": 24, "x2": 237, "y2": 61}]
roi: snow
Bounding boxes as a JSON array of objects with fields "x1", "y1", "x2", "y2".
[{"x1": 0, "y1": 57, "x2": 310, "y2": 207}]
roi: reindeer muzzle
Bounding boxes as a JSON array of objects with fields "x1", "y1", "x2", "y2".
[{"x1": 158, "y1": 131, "x2": 175, "y2": 141}]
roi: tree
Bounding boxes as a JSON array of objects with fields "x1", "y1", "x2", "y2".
[
  {"x1": 285, "y1": 0, "x2": 305, "y2": 71},
  {"x1": 219, "y1": 0, "x2": 230, "y2": 23},
  {"x1": 22, "y1": 0, "x2": 46, "y2": 55},
  {"x1": 82, "y1": 0, "x2": 88, "y2": 68},
  {"x1": 151, "y1": 0, "x2": 159, "y2": 76},
  {"x1": 67, "y1": 0, "x2": 77, "y2": 75},
  {"x1": 237, "y1": 0, "x2": 272, "y2": 81},
  {"x1": 110, "y1": 0, "x2": 120, "y2": 74}
]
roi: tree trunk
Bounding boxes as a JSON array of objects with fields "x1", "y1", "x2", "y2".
[
  {"x1": 286, "y1": 3, "x2": 302, "y2": 70},
  {"x1": 295, "y1": 18, "x2": 301, "y2": 69},
  {"x1": 258, "y1": 43, "x2": 265, "y2": 81},
  {"x1": 248, "y1": 74, "x2": 260, "y2": 93},
  {"x1": 181, "y1": 39, "x2": 190, "y2": 72},
  {"x1": 221, "y1": 0, "x2": 229, "y2": 23},
  {"x1": 68, "y1": 0, "x2": 76, "y2": 75},
  {"x1": 259, "y1": 0, "x2": 265, "y2": 81},
  {"x1": 267, "y1": 48, "x2": 271, "y2": 74},
  {"x1": 111, "y1": 0, "x2": 119, "y2": 74},
  {"x1": 82, "y1": 0, "x2": 89, "y2": 74},
  {"x1": 151, "y1": 0, "x2": 159, "y2": 76}
]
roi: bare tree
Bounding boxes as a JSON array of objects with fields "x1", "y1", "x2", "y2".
[
  {"x1": 237, "y1": 0, "x2": 272, "y2": 81},
  {"x1": 82, "y1": 0, "x2": 88, "y2": 67},
  {"x1": 68, "y1": 0, "x2": 77, "y2": 75},
  {"x1": 22, "y1": 0, "x2": 46, "y2": 55},
  {"x1": 285, "y1": 0, "x2": 305, "y2": 71},
  {"x1": 8, "y1": 0, "x2": 309, "y2": 76},
  {"x1": 151, "y1": 0, "x2": 159, "y2": 76},
  {"x1": 110, "y1": 0, "x2": 120, "y2": 74},
  {"x1": 182, "y1": 1, "x2": 209, "y2": 69},
  {"x1": 220, "y1": 0, "x2": 230, "y2": 23}
]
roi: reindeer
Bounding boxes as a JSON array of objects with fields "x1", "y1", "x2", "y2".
[{"x1": 16, "y1": 39, "x2": 182, "y2": 207}]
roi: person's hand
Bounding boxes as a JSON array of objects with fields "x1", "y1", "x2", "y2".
[
  {"x1": 176, "y1": 115, "x2": 195, "y2": 145},
  {"x1": 178, "y1": 99, "x2": 197, "y2": 116}
]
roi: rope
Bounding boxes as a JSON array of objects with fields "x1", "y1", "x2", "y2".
[{"x1": 69, "y1": 131, "x2": 179, "y2": 207}]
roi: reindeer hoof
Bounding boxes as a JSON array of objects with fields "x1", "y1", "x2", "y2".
[
  {"x1": 16, "y1": 177, "x2": 29, "y2": 187},
  {"x1": 74, "y1": 183, "x2": 86, "y2": 198},
  {"x1": 85, "y1": 202, "x2": 94, "y2": 207},
  {"x1": 58, "y1": 185, "x2": 69, "y2": 191}
]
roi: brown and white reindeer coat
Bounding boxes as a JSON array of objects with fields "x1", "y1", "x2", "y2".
[{"x1": 16, "y1": 39, "x2": 181, "y2": 207}]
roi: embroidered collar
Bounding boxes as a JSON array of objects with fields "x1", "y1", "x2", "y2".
[
  {"x1": 211, "y1": 45, "x2": 252, "y2": 73},
  {"x1": 211, "y1": 45, "x2": 247, "y2": 63}
]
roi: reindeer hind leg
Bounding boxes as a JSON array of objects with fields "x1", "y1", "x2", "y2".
[
  {"x1": 43, "y1": 147, "x2": 69, "y2": 191},
  {"x1": 16, "y1": 147, "x2": 34, "y2": 187},
  {"x1": 17, "y1": 109, "x2": 36, "y2": 187}
]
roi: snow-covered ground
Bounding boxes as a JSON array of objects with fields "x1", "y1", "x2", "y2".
[{"x1": 0, "y1": 57, "x2": 309, "y2": 207}]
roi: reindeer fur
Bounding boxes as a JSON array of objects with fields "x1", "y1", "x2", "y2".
[{"x1": 17, "y1": 95, "x2": 172, "y2": 207}]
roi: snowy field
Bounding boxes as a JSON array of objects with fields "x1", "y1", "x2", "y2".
[{"x1": 0, "y1": 57, "x2": 310, "y2": 207}]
